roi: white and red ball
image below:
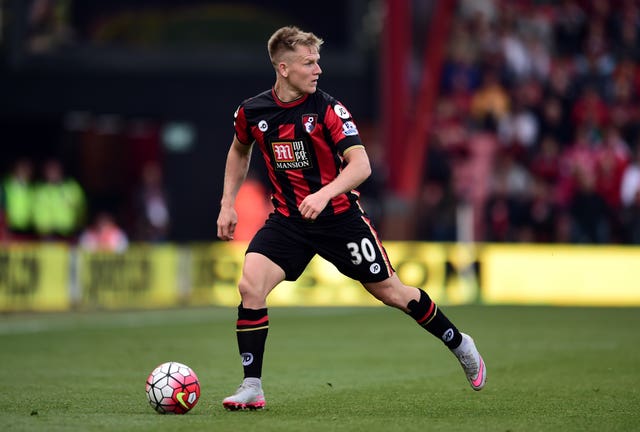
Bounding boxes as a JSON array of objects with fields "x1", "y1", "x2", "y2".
[{"x1": 145, "y1": 361, "x2": 200, "y2": 414}]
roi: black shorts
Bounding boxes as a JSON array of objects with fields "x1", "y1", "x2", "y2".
[{"x1": 246, "y1": 210, "x2": 395, "y2": 283}]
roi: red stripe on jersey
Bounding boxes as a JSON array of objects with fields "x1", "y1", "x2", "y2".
[
  {"x1": 278, "y1": 123, "x2": 295, "y2": 138},
  {"x1": 279, "y1": 123, "x2": 311, "y2": 211},
  {"x1": 321, "y1": 104, "x2": 353, "y2": 213},
  {"x1": 262, "y1": 146, "x2": 288, "y2": 215},
  {"x1": 309, "y1": 124, "x2": 351, "y2": 214}
]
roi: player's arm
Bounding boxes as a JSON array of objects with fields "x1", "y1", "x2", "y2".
[
  {"x1": 298, "y1": 145, "x2": 371, "y2": 220},
  {"x1": 217, "y1": 136, "x2": 253, "y2": 240}
]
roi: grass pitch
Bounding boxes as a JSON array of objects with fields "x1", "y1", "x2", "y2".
[{"x1": 0, "y1": 305, "x2": 638, "y2": 431}]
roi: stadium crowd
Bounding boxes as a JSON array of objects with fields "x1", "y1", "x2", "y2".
[{"x1": 418, "y1": 0, "x2": 640, "y2": 244}]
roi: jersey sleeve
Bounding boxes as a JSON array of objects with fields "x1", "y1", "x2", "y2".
[
  {"x1": 323, "y1": 100, "x2": 362, "y2": 155},
  {"x1": 233, "y1": 104, "x2": 253, "y2": 145}
]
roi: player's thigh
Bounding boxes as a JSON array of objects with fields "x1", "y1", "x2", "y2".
[
  {"x1": 239, "y1": 252, "x2": 286, "y2": 299},
  {"x1": 315, "y1": 213, "x2": 394, "y2": 283}
]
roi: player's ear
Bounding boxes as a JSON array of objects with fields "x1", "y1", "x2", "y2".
[{"x1": 278, "y1": 61, "x2": 288, "y2": 78}]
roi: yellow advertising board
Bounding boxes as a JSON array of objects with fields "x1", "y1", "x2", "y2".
[
  {"x1": 78, "y1": 245, "x2": 179, "y2": 309},
  {"x1": 188, "y1": 242, "x2": 245, "y2": 307},
  {"x1": 189, "y1": 241, "x2": 481, "y2": 307},
  {"x1": 482, "y1": 244, "x2": 640, "y2": 306},
  {"x1": 3, "y1": 241, "x2": 638, "y2": 312},
  {"x1": 0, "y1": 243, "x2": 70, "y2": 311}
]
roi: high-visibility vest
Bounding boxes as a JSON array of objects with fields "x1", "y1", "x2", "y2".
[
  {"x1": 32, "y1": 180, "x2": 86, "y2": 236},
  {"x1": 2, "y1": 178, "x2": 34, "y2": 231}
]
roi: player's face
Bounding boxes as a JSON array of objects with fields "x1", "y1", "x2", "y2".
[{"x1": 286, "y1": 45, "x2": 322, "y2": 95}]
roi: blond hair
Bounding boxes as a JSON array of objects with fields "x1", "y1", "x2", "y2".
[{"x1": 267, "y1": 26, "x2": 323, "y2": 65}]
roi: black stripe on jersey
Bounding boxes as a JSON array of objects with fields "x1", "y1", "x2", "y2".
[
  {"x1": 271, "y1": 130, "x2": 301, "y2": 218},
  {"x1": 296, "y1": 119, "x2": 339, "y2": 216}
]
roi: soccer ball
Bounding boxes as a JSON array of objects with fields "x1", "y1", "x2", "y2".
[{"x1": 145, "y1": 361, "x2": 201, "y2": 414}]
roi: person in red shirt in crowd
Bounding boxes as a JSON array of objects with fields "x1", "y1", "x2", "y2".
[
  {"x1": 78, "y1": 212, "x2": 128, "y2": 253},
  {"x1": 557, "y1": 125, "x2": 600, "y2": 207},
  {"x1": 609, "y1": 60, "x2": 639, "y2": 143},
  {"x1": 571, "y1": 86, "x2": 609, "y2": 130},
  {"x1": 595, "y1": 126, "x2": 631, "y2": 210}
]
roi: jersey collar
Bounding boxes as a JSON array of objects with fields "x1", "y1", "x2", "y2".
[{"x1": 271, "y1": 87, "x2": 309, "y2": 108}]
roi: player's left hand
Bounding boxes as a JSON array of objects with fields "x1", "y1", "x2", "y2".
[{"x1": 298, "y1": 192, "x2": 329, "y2": 221}]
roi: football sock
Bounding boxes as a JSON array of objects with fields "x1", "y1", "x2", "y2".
[
  {"x1": 236, "y1": 304, "x2": 269, "y2": 378},
  {"x1": 407, "y1": 289, "x2": 463, "y2": 349},
  {"x1": 243, "y1": 377, "x2": 262, "y2": 388}
]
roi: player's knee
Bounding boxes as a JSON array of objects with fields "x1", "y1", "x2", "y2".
[
  {"x1": 380, "y1": 290, "x2": 408, "y2": 309},
  {"x1": 237, "y1": 278, "x2": 261, "y2": 302},
  {"x1": 365, "y1": 277, "x2": 416, "y2": 310}
]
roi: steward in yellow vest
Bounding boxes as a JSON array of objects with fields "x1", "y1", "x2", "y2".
[
  {"x1": 1, "y1": 159, "x2": 36, "y2": 239},
  {"x1": 32, "y1": 159, "x2": 86, "y2": 240}
]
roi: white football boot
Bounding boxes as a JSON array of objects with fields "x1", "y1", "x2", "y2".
[
  {"x1": 452, "y1": 333, "x2": 487, "y2": 391},
  {"x1": 222, "y1": 379, "x2": 266, "y2": 411}
]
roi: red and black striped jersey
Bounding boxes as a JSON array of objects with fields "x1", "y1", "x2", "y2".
[{"x1": 233, "y1": 88, "x2": 364, "y2": 220}]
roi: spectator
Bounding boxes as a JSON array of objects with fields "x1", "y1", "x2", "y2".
[
  {"x1": 79, "y1": 212, "x2": 129, "y2": 253},
  {"x1": 568, "y1": 169, "x2": 611, "y2": 244},
  {"x1": 543, "y1": 59, "x2": 579, "y2": 133},
  {"x1": 609, "y1": 60, "x2": 639, "y2": 144},
  {"x1": 489, "y1": 148, "x2": 532, "y2": 199},
  {"x1": 497, "y1": 92, "x2": 539, "y2": 160},
  {"x1": 529, "y1": 135, "x2": 562, "y2": 187},
  {"x1": 556, "y1": 125, "x2": 600, "y2": 207},
  {"x1": 32, "y1": 158, "x2": 86, "y2": 241},
  {"x1": 573, "y1": 19, "x2": 615, "y2": 98},
  {"x1": 613, "y1": 18, "x2": 640, "y2": 62},
  {"x1": 571, "y1": 86, "x2": 609, "y2": 131},
  {"x1": 0, "y1": 158, "x2": 36, "y2": 242},
  {"x1": 132, "y1": 161, "x2": 170, "y2": 242},
  {"x1": 527, "y1": 176, "x2": 560, "y2": 243},
  {"x1": 441, "y1": 22, "x2": 482, "y2": 96},
  {"x1": 485, "y1": 148, "x2": 533, "y2": 242},
  {"x1": 538, "y1": 96, "x2": 573, "y2": 147},
  {"x1": 415, "y1": 180, "x2": 458, "y2": 242},
  {"x1": 470, "y1": 69, "x2": 510, "y2": 131},
  {"x1": 553, "y1": 0, "x2": 587, "y2": 57},
  {"x1": 620, "y1": 146, "x2": 640, "y2": 244},
  {"x1": 620, "y1": 145, "x2": 640, "y2": 208},
  {"x1": 595, "y1": 126, "x2": 631, "y2": 211},
  {"x1": 484, "y1": 179, "x2": 511, "y2": 242}
]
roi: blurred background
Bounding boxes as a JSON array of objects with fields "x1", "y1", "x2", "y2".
[
  {"x1": 1, "y1": 0, "x2": 381, "y2": 242},
  {"x1": 3, "y1": 0, "x2": 640, "y2": 245},
  {"x1": 2, "y1": 0, "x2": 640, "y2": 311}
]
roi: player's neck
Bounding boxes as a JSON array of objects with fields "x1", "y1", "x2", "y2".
[{"x1": 273, "y1": 81, "x2": 305, "y2": 103}]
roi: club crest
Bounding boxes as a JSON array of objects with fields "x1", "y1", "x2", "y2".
[{"x1": 302, "y1": 114, "x2": 318, "y2": 133}]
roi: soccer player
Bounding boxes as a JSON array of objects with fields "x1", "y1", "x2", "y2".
[{"x1": 217, "y1": 26, "x2": 486, "y2": 411}]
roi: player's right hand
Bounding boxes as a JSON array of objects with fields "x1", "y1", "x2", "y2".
[{"x1": 217, "y1": 206, "x2": 238, "y2": 241}]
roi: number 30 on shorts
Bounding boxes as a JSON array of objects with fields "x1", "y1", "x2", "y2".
[{"x1": 346, "y1": 238, "x2": 377, "y2": 265}]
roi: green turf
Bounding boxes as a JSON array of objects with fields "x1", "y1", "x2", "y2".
[{"x1": 0, "y1": 305, "x2": 638, "y2": 431}]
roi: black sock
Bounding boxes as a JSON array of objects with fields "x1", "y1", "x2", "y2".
[
  {"x1": 236, "y1": 304, "x2": 269, "y2": 378},
  {"x1": 406, "y1": 289, "x2": 462, "y2": 349}
]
